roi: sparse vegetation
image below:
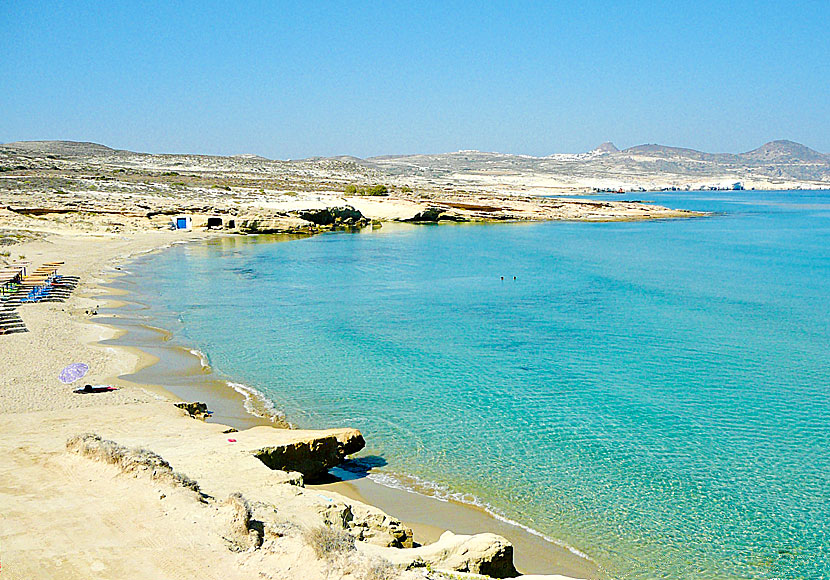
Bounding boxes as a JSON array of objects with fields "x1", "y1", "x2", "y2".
[
  {"x1": 224, "y1": 492, "x2": 263, "y2": 551},
  {"x1": 344, "y1": 184, "x2": 388, "y2": 196},
  {"x1": 303, "y1": 525, "x2": 356, "y2": 560},
  {"x1": 366, "y1": 184, "x2": 388, "y2": 196},
  {"x1": 66, "y1": 433, "x2": 200, "y2": 492},
  {"x1": 362, "y1": 559, "x2": 395, "y2": 580}
]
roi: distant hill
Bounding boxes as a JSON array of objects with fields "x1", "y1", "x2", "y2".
[
  {"x1": 2, "y1": 138, "x2": 828, "y2": 190},
  {"x1": 619, "y1": 143, "x2": 722, "y2": 163},
  {"x1": 2, "y1": 140, "x2": 117, "y2": 156},
  {"x1": 739, "y1": 140, "x2": 827, "y2": 163}
]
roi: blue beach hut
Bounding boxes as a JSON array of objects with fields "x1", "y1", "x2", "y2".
[{"x1": 171, "y1": 215, "x2": 192, "y2": 230}]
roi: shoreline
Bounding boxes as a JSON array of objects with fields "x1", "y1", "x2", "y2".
[{"x1": 94, "y1": 233, "x2": 604, "y2": 579}]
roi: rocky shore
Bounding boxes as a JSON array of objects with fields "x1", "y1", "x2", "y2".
[{"x1": 0, "y1": 140, "x2": 703, "y2": 239}]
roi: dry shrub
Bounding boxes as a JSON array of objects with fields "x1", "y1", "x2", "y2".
[
  {"x1": 226, "y1": 492, "x2": 253, "y2": 532},
  {"x1": 66, "y1": 432, "x2": 200, "y2": 492},
  {"x1": 362, "y1": 558, "x2": 396, "y2": 580},
  {"x1": 303, "y1": 525, "x2": 356, "y2": 560},
  {"x1": 224, "y1": 492, "x2": 263, "y2": 551}
]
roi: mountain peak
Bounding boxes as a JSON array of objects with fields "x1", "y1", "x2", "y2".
[
  {"x1": 590, "y1": 141, "x2": 619, "y2": 154},
  {"x1": 741, "y1": 140, "x2": 826, "y2": 162}
]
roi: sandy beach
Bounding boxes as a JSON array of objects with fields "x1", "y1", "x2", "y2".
[{"x1": 0, "y1": 220, "x2": 606, "y2": 580}]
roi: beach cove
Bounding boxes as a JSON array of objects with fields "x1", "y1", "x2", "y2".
[
  {"x1": 0, "y1": 202, "x2": 612, "y2": 580},
  {"x1": 109, "y1": 190, "x2": 829, "y2": 580},
  {"x1": 1, "y1": 190, "x2": 827, "y2": 579}
]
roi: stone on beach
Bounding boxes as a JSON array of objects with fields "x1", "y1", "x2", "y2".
[
  {"x1": 359, "y1": 530, "x2": 518, "y2": 577},
  {"x1": 252, "y1": 427, "x2": 365, "y2": 480}
]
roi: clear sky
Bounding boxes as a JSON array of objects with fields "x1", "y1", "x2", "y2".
[{"x1": 2, "y1": 1, "x2": 829, "y2": 159}]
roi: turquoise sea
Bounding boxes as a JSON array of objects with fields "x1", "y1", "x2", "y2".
[{"x1": 124, "y1": 190, "x2": 829, "y2": 580}]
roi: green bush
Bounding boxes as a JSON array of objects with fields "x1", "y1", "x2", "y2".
[
  {"x1": 366, "y1": 184, "x2": 388, "y2": 196},
  {"x1": 345, "y1": 184, "x2": 358, "y2": 194}
]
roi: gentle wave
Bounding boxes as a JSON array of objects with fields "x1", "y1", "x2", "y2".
[
  {"x1": 338, "y1": 461, "x2": 599, "y2": 567},
  {"x1": 227, "y1": 381, "x2": 288, "y2": 424},
  {"x1": 187, "y1": 347, "x2": 211, "y2": 370}
]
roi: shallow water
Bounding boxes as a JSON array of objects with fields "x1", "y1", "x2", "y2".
[{"x1": 126, "y1": 191, "x2": 829, "y2": 580}]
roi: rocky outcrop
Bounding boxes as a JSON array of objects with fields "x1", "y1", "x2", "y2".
[
  {"x1": 294, "y1": 205, "x2": 369, "y2": 226},
  {"x1": 174, "y1": 401, "x2": 210, "y2": 419},
  {"x1": 403, "y1": 206, "x2": 469, "y2": 222},
  {"x1": 404, "y1": 207, "x2": 445, "y2": 222},
  {"x1": 252, "y1": 428, "x2": 365, "y2": 480},
  {"x1": 359, "y1": 530, "x2": 519, "y2": 577},
  {"x1": 237, "y1": 216, "x2": 316, "y2": 234},
  {"x1": 312, "y1": 499, "x2": 414, "y2": 548}
]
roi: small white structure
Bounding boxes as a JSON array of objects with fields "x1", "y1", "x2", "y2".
[{"x1": 171, "y1": 215, "x2": 192, "y2": 231}]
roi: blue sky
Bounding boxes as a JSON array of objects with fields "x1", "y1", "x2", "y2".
[{"x1": 2, "y1": 1, "x2": 828, "y2": 158}]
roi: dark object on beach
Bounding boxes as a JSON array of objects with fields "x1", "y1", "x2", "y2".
[
  {"x1": 73, "y1": 384, "x2": 118, "y2": 394},
  {"x1": 175, "y1": 401, "x2": 212, "y2": 419}
]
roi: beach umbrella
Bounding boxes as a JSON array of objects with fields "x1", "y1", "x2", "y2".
[{"x1": 59, "y1": 362, "x2": 89, "y2": 384}]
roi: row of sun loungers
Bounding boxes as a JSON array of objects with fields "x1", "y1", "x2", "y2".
[
  {"x1": 7, "y1": 262, "x2": 79, "y2": 304},
  {"x1": 0, "y1": 262, "x2": 30, "y2": 334},
  {"x1": 0, "y1": 261, "x2": 79, "y2": 335},
  {"x1": 0, "y1": 262, "x2": 30, "y2": 296},
  {"x1": 0, "y1": 303, "x2": 27, "y2": 335}
]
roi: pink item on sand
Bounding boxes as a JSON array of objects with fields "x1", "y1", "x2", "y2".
[{"x1": 227, "y1": 438, "x2": 237, "y2": 442}]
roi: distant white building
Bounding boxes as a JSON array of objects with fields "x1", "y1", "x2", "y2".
[{"x1": 171, "y1": 215, "x2": 192, "y2": 230}]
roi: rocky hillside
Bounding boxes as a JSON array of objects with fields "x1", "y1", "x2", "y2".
[
  {"x1": 358, "y1": 140, "x2": 830, "y2": 190},
  {"x1": 2, "y1": 138, "x2": 828, "y2": 192}
]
